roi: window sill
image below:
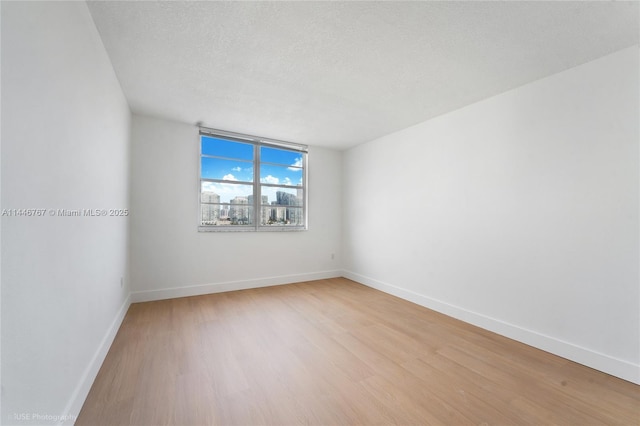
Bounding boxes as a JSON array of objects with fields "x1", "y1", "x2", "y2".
[{"x1": 198, "y1": 226, "x2": 307, "y2": 233}]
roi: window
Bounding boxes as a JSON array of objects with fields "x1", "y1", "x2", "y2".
[{"x1": 199, "y1": 127, "x2": 307, "y2": 231}]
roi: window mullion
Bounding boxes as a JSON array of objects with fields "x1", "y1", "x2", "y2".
[{"x1": 254, "y1": 144, "x2": 260, "y2": 229}]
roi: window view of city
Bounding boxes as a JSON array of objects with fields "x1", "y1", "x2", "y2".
[
  {"x1": 200, "y1": 134, "x2": 306, "y2": 228},
  {"x1": 201, "y1": 189, "x2": 303, "y2": 226}
]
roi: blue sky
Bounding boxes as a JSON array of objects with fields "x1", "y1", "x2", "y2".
[{"x1": 201, "y1": 136, "x2": 253, "y2": 160}]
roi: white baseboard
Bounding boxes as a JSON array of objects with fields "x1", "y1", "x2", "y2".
[
  {"x1": 342, "y1": 270, "x2": 640, "y2": 385},
  {"x1": 59, "y1": 294, "x2": 131, "y2": 425},
  {"x1": 130, "y1": 270, "x2": 343, "y2": 303}
]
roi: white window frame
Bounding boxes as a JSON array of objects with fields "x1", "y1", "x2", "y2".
[{"x1": 198, "y1": 127, "x2": 308, "y2": 232}]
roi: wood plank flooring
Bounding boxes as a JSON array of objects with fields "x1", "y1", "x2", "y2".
[{"x1": 77, "y1": 278, "x2": 640, "y2": 425}]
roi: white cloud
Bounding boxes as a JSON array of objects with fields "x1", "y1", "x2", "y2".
[
  {"x1": 287, "y1": 157, "x2": 303, "y2": 170},
  {"x1": 202, "y1": 182, "x2": 215, "y2": 192},
  {"x1": 282, "y1": 177, "x2": 292, "y2": 186},
  {"x1": 202, "y1": 181, "x2": 252, "y2": 203},
  {"x1": 261, "y1": 186, "x2": 278, "y2": 202},
  {"x1": 232, "y1": 167, "x2": 242, "y2": 172},
  {"x1": 223, "y1": 174, "x2": 238, "y2": 181},
  {"x1": 261, "y1": 175, "x2": 279, "y2": 184}
]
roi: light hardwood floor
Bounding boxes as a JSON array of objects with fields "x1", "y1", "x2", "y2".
[{"x1": 78, "y1": 278, "x2": 639, "y2": 425}]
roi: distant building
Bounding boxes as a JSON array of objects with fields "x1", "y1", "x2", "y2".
[
  {"x1": 249, "y1": 195, "x2": 269, "y2": 225},
  {"x1": 219, "y1": 207, "x2": 229, "y2": 220},
  {"x1": 201, "y1": 191, "x2": 220, "y2": 203},
  {"x1": 271, "y1": 191, "x2": 302, "y2": 225},
  {"x1": 201, "y1": 191, "x2": 220, "y2": 224},
  {"x1": 229, "y1": 196, "x2": 249, "y2": 224}
]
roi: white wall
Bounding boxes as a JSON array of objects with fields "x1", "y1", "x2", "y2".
[
  {"x1": 343, "y1": 46, "x2": 640, "y2": 383},
  {"x1": 1, "y1": 2, "x2": 131, "y2": 424},
  {"x1": 129, "y1": 115, "x2": 342, "y2": 301},
  {"x1": 0, "y1": 1, "x2": 4, "y2": 423}
]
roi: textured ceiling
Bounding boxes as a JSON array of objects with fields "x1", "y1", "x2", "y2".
[{"x1": 87, "y1": 1, "x2": 639, "y2": 149}]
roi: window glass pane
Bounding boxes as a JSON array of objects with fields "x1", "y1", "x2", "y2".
[
  {"x1": 261, "y1": 146, "x2": 303, "y2": 166},
  {"x1": 201, "y1": 136, "x2": 253, "y2": 160},
  {"x1": 201, "y1": 181, "x2": 253, "y2": 204},
  {"x1": 226, "y1": 204, "x2": 253, "y2": 226},
  {"x1": 200, "y1": 204, "x2": 253, "y2": 226},
  {"x1": 201, "y1": 157, "x2": 253, "y2": 182},
  {"x1": 201, "y1": 204, "x2": 221, "y2": 225},
  {"x1": 201, "y1": 204, "x2": 254, "y2": 226},
  {"x1": 260, "y1": 163, "x2": 303, "y2": 187},
  {"x1": 260, "y1": 185, "x2": 303, "y2": 207},
  {"x1": 261, "y1": 206, "x2": 304, "y2": 226}
]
